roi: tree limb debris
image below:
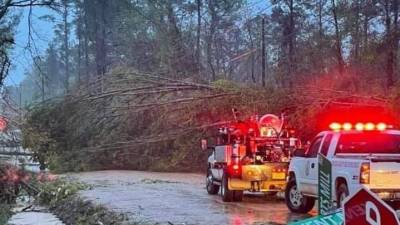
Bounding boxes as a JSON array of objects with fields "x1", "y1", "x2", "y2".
[
  {"x1": 24, "y1": 70, "x2": 398, "y2": 172},
  {"x1": 79, "y1": 121, "x2": 230, "y2": 153}
]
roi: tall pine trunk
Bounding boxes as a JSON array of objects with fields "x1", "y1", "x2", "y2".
[
  {"x1": 288, "y1": 0, "x2": 294, "y2": 88},
  {"x1": 207, "y1": 0, "x2": 216, "y2": 81},
  {"x1": 62, "y1": 0, "x2": 70, "y2": 93},
  {"x1": 196, "y1": 0, "x2": 201, "y2": 75},
  {"x1": 385, "y1": 0, "x2": 394, "y2": 88},
  {"x1": 331, "y1": 0, "x2": 345, "y2": 75}
]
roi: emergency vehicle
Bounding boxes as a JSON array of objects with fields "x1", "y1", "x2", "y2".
[
  {"x1": 286, "y1": 120, "x2": 400, "y2": 213},
  {"x1": 202, "y1": 109, "x2": 300, "y2": 202}
]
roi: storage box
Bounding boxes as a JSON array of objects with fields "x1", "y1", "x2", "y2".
[{"x1": 214, "y1": 145, "x2": 246, "y2": 163}]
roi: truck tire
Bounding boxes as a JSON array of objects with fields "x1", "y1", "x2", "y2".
[
  {"x1": 233, "y1": 190, "x2": 243, "y2": 202},
  {"x1": 336, "y1": 183, "x2": 349, "y2": 207},
  {"x1": 206, "y1": 169, "x2": 219, "y2": 195},
  {"x1": 221, "y1": 172, "x2": 234, "y2": 202},
  {"x1": 285, "y1": 178, "x2": 315, "y2": 213}
]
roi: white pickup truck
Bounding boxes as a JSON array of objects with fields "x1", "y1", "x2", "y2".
[{"x1": 286, "y1": 123, "x2": 400, "y2": 213}]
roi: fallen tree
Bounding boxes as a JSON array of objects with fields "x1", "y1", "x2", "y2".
[{"x1": 22, "y1": 69, "x2": 400, "y2": 173}]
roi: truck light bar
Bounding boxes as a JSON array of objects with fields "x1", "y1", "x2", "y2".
[{"x1": 329, "y1": 122, "x2": 389, "y2": 131}]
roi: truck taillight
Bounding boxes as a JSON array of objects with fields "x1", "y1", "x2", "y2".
[
  {"x1": 229, "y1": 164, "x2": 242, "y2": 178},
  {"x1": 272, "y1": 167, "x2": 287, "y2": 173},
  {"x1": 228, "y1": 156, "x2": 242, "y2": 178},
  {"x1": 360, "y1": 162, "x2": 370, "y2": 184},
  {"x1": 250, "y1": 140, "x2": 256, "y2": 153}
]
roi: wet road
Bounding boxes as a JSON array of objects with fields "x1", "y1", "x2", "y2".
[{"x1": 70, "y1": 171, "x2": 316, "y2": 225}]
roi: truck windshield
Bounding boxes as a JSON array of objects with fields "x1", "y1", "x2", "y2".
[{"x1": 336, "y1": 133, "x2": 400, "y2": 154}]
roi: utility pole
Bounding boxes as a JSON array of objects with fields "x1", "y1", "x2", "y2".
[
  {"x1": 41, "y1": 74, "x2": 45, "y2": 103},
  {"x1": 196, "y1": 0, "x2": 202, "y2": 75},
  {"x1": 261, "y1": 16, "x2": 266, "y2": 87},
  {"x1": 19, "y1": 84, "x2": 22, "y2": 123}
]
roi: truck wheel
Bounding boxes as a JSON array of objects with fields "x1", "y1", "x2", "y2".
[
  {"x1": 221, "y1": 173, "x2": 233, "y2": 202},
  {"x1": 206, "y1": 169, "x2": 219, "y2": 195},
  {"x1": 233, "y1": 190, "x2": 243, "y2": 202},
  {"x1": 336, "y1": 183, "x2": 349, "y2": 207},
  {"x1": 285, "y1": 178, "x2": 315, "y2": 213}
]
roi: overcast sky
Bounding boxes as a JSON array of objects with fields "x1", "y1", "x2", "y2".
[{"x1": 6, "y1": 6, "x2": 58, "y2": 87}]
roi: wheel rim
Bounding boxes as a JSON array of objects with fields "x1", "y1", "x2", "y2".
[
  {"x1": 289, "y1": 184, "x2": 302, "y2": 208},
  {"x1": 221, "y1": 177, "x2": 226, "y2": 196},
  {"x1": 206, "y1": 173, "x2": 213, "y2": 191}
]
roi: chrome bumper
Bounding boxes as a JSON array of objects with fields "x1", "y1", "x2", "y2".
[{"x1": 371, "y1": 189, "x2": 400, "y2": 200}]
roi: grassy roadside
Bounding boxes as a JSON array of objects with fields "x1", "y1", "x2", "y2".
[
  {"x1": 36, "y1": 178, "x2": 148, "y2": 225},
  {"x1": 0, "y1": 204, "x2": 12, "y2": 225}
]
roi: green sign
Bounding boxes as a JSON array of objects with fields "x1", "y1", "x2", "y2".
[
  {"x1": 289, "y1": 210, "x2": 343, "y2": 225},
  {"x1": 318, "y1": 153, "x2": 332, "y2": 216}
]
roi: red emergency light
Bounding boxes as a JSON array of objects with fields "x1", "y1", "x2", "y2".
[
  {"x1": 317, "y1": 104, "x2": 397, "y2": 131},
  {"x1": 329, "y1": 122, "x2": 390, "y2": 131}
]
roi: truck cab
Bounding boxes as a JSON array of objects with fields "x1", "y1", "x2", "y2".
[{"x1": 286, "y1": 122, "x2": 400, "y2": 213}]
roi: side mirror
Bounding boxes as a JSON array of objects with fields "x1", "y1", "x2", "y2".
[
  {"x1": 293, "y1": 148, "x2": 306, "y2": 157},
  {"x1": 201, "y1": 139, "x2": 214, "y2": 151}
]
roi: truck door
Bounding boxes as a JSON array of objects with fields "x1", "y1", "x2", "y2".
[
  {"x1": 211, "y1": 147, "x2": 222, "y2": 180},
  {"x1": 302, "y1": 136, "x2": 323, "y2": 196}
]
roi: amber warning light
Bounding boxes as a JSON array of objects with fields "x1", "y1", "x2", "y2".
[{"x1": 329, "y1": 122, "x2": 391, "y2": 131}]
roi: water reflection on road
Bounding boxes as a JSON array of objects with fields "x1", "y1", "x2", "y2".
[
  {"x1": 216, "y1": 194, "x2": 316, "y2": 225},
  {"x1": 70, "y1": 171, "x2": 316, "y2": 225}
]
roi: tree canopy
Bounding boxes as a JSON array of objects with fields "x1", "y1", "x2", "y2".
[{"x1": 3, "y1": 0, "x2": 400, "y2": 171}]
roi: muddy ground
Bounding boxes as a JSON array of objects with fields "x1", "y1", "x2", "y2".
[{"x1": 68, "y1": 171, "x2": 316, "y2": 225}]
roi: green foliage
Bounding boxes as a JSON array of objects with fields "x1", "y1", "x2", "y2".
[
  {"x1": 22, "y1": 103, "x2": 58, "y2": 171},
  {"x1": 36, "y1": 179, "x2": 88, "y2": 208},
  {"x1": 0, "y1": 204, "x2": 12, "y2": 225},
  {"x1": 7, "y1": 0, "x2": 400, "y2": 176},
  {"x1": 21, "y1": 72, "x2": 295, "y2": 172},
  {"x1": 22, "y1": 68, "x2": 399, "y2": 173},
  {"x1": 51, "y1": 195, "x2": 134, "y2": 225}
]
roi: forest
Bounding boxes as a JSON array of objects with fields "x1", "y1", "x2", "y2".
[{"x1": 2, "y1": 0, "x2": 400, "y2": 172}]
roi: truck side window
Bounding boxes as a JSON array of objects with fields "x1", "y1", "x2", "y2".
[
  {"x1": 306, "y1": 136, "x2": 323, "y2": 158},
  {"x1": 320, "y1": 134, "x2": 333, "y2": 157}
]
